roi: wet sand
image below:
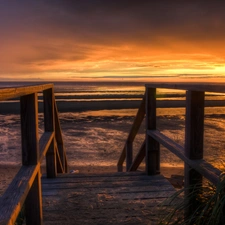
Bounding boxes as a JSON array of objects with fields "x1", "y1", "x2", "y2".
[{"x1": 1, "y1": 99, "x2": 225, "y2": 114}]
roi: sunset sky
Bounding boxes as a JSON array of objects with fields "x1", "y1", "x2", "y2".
[{"x1": 1, "y1": 1, "x2": 225, "y2": 81}]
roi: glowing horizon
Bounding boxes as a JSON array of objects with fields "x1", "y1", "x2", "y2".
[{"x1": 1, "y1": 1, "x2": 225, "y2": 82}]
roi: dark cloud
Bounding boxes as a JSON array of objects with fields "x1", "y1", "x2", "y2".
[
  {"x1": 0, "y1": 1, "x2": 225, "y2": 79},
  {"x1": 2, "y1": 1, "x2": 225, "y2": 45}
]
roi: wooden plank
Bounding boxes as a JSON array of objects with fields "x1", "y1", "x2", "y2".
[
  {"x1": 126, "y1": 141, "x2": 133, "y2": 172},
  {"x1": 41, "y1": 173, "x2": 169, "y2": 184},
  {"x1": 145, "y1": 88, "x2": 160, "y2": 175},
  {"x1": 42, "y1": 185, "x2": 174, "y2": 196},
  {"x1": 127, "y1": 95, "x2": 146, "y2": 143},
  {"x1": 42, "y1": 180, "x2": 173, "y2": 190},
  {"x1": 184, "y1": 90, "x2": 205, "y2": 218},
  {"x1": 55, "y1": 143, "x2": 64, "y2": 173},
  {"x1": 145, "y1": 82, "x2": 225, "y2": 93},
  {"x1": 25, "y1": 171, "x2": 43, "y2": 225},
  {"x1": 0, "y1": 83, "x2": 53, "y2": 101},
  {"x1": 41, "y1": 173, "x2": 175, "y2": 225},
  {"x1": 43, "y1": 88, "x2": 54, "y2": 132},
  {"x1": 52, "y1": 171, "x2": 146, "y2": 179},
  {"x1": 54, "y1": 101, "x2": 67, "y2": 172},
  {"x1": 129, "y1": 140, "x2": 146, "y2": 171},
  {"x1": 0, "y1": 165, "x2": 40, "y2": 225},
  {"x1": 0, "y1": 132, "x2": 52, "y2": 225},
  {"x1": 185, "y1": 91, "x2": 205, "y2": 160},
  {"x1": 43, "y1": 88, "x2": 57, "y2": 177},
  {"x1": 147, "y1": 130, "x2": 221, "y2": 185},
  {"x1": 20, "y1": 93, "x2": 39, "y2": 165},
  {"x1": 39, "y1": 132, "x2": 54, "y2": 162},
  {"x1": 46, "y1": 139, "x2": 57, "y2": 178},
  {"x1": 20, "y1": 93, "x2": 43, "y2": 224},
  {"x1": 117, "y1": 96, "x2": 145, "y2": 172}
]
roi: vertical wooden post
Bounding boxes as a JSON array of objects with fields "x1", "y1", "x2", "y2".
[
  {"x1": 126, "y1": 141, "x2": 133, "y2": 171},
  {"x1": 185, "y1": 90, "x2": 205, "y2": 217},
  {"x1": 25, "y1": 171, "x2": 43, "y2": 225},
  {"x1": 20, "y1": 93, "x2": 42, "y2": 225},
  {"x1": 54, "y1": 103, "x2": 66, "y2": 172},
  {"x1": 145, "y1": 87, "x2": 160, "y2": 175},
  {"x1": 43, "y1": 88, "x2": 57, "y2": 178}
]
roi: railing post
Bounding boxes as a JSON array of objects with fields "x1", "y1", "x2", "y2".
[
  {"x1": 145, "y1": 87, "x2": 160, "y2": 175},
  {"x1": 185, "y1": 90, "x2": 205, "y2": 218},
  {"x1": 54, "y1": 103, "x2": 67, "y2": 173},
  {"x1": 43, "y1": 88, "x2": 57, "y2": 178},
  {"x1": 20, "y1": 93, "x2": 43, "y2": 225},
  {"x1": 126, "y1": 141, "x2": 133, "y2": 171}
]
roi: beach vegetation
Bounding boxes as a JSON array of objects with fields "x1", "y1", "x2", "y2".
[{"x1": 158, "y1": 173, "x2": 225, "y2": 225}]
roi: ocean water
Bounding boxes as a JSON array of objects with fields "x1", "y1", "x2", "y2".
[{"x1": 0, "y1": 82, "x2": 225, "y2": 173}]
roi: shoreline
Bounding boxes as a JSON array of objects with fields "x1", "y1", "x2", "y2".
[{"x1": 0, "y1": 99, "x2": 225, "y2": 114}]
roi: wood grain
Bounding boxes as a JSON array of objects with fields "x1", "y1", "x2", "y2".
[
  {"x1": 147, "y1": 130, "x2": 221, "y2": 185},
  {"x1": 129, "y1": 140, "x2": 146, "y2": 171},
  {"x1": 42, "y1": 173, "x2": 175, "y2": 225},
  {"x1": 145, "y1": 88, "x2": 160, "y2": 175},
  {"x1": 117, "y1": 96, "x2": 145, "y2": 172},
  {"x1": 0, "y1": 83, "x2": 53, "y2": 101},
  {"x1": 20, "y1": 93, "x2": 39, "y2": 165},
  {"x1": 145, "y1": 82, "x2": 225, "y2": 93}
]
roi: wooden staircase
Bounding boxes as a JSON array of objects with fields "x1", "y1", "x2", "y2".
[
  {"x1": 42, "y1": 172, "x2": 175, "y2": 225},
  {"x1": 1, "y1": 82, "x2": 224, "y2": 225}
]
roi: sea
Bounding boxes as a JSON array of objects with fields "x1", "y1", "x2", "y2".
[{"x1": 0, "y1": 81, "x2": 225, "y2": 173}]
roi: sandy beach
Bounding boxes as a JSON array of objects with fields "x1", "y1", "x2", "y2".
[{"x1": 1, "y1": 99, "x2": 225, "y2": 195}]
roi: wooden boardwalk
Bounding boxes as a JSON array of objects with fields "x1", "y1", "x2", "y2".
[{"x1": 42, "y1": 172, "x2": 175, "y2": 225}]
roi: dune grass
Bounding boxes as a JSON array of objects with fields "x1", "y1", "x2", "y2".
[{"x1": 158, "y1": 173, "x2": 225, "y2": 225}]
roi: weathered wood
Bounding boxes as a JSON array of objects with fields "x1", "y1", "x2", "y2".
[
  {"x1": 42, "y1": 173, "x2": 175, "y2": 225},
  {"x1": 20, "y1": 93, "x2": 39, "y2": 165},
  {"x1": 54, "y1": 101, "x2": 67, "y2": 172},
  {"x1": 0, "y1": 83, "x2": 68, "y2": 225},
  {"x1": 147, "y1": 130, "x2": 221, "y2": 185},
  {"x1": 145, "y1": 88, "x2": 160, "y2": 175},
  {"x1": 184, "y1": 90, "x2": 205, "y2": 218},
  {"x1": 185, "y1": 91, "x2": 205, "y2": 160},
  {"x1": 55, "y1": 142, "x2": 64, "y2": 173},
  {"x1": 20, "y1": 93, "x2": 43, "y2": 224},
  {"x1": 0, "y1": 165, "x2": 40, "y2": 225},
  {"x1": 127, "y1": 95, "x2": 146, "y2": 143},
  {"x1": 126, "y1": 141, "x2": 133, "y2": 172},
  {"x1": 117, "y1": 96, "x2": 146, "y2": 172},
  {"x1": 0, "y1": 83, "x2": 53, "y2": 101},
  {"x1": 129, "y1": 140, "x2": 146, "y2": 171},
  {"x1": 43, "y1": 88, "x2": 54, "y2": 132},
  {"x1": 46, "y1": 139, "x2": 57, "y2": 178},
  {"x1": 43, "y1": 88, "x2": 57, "y2": 177},
  {"x1": 25, "y1": 171, "x2": 43, "y2": 225},
  {"x1": 145, "y1": 81, "x2": 225, "y2": 93},
  {"x1": 39, "y1": 132, "x2": 54, "y2": 162}
]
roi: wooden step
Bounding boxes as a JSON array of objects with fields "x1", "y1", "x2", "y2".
[{"x1": 42, "y1": 172, "x2": 176, "y2": 225}]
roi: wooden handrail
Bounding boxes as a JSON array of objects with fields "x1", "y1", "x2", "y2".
[
  {"x1": 0, "y1": 83, "x2": 54, "y2": 101},
  {"x1": 147, "y1": 130, "x2": 221, "y2": 185},
  {"x1": 117, "y1": 95, "x2": 146, "y2": 171},
  {"x1": 118, "y1": 81, "x2": 225, "y2": 218},
  {"x1": 0, "y1": 131, "x2": 54, "y2": 224},
  {"x1": 0, "y1": 84, "x2": 67, "y2": 225}
]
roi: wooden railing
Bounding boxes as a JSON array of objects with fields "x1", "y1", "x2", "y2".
[
  {"x1": 118, "y1": 82, "x2": 224, "y2": 214},
  {"x1": 0, "y1": 84, "x2": 67, "y2": 225}
]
